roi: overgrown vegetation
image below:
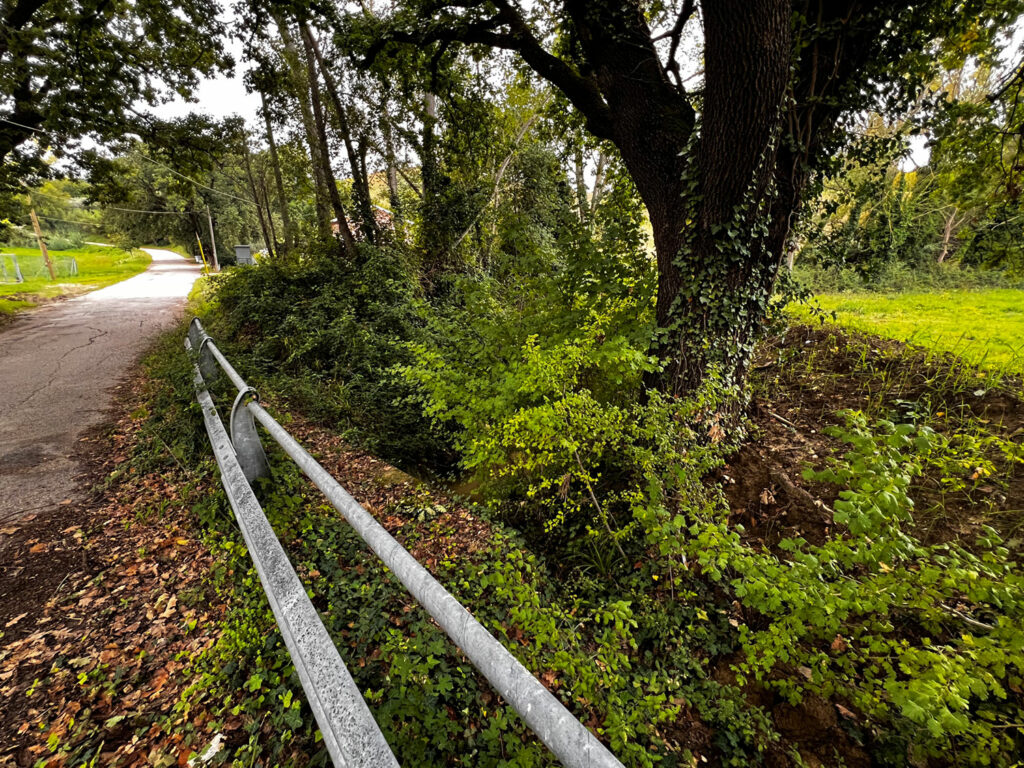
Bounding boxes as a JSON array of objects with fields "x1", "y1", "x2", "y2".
[
  {"x1": 72, "y1": 287, "x2": 1016, "y2": 767},
  {"x1": 4, "y1": 0, "x2": 1024, "y2": 766}
]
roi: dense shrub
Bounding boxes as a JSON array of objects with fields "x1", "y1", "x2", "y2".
[
  {"x1": 47, "y1": 233, "x2": 84, "y2": 250},
  {"x1": 199, "y1": 245, "x2": 453, "y2": 470},
  {"x1": 679, "y1": 413, "x2": 1024, "y2": 765}
]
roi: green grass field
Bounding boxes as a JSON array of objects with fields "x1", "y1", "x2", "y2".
[
  {"x1": 0, "y1": 245, "x2": 151, "y2": 317},
  {"x1": 796, "y1": 289, "x2": 1024, "y2": 375}
]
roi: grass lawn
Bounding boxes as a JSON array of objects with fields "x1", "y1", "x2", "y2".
[
  {"x1": 0, "y1": 244, "x2": 151, "y2": 315},
  {"x1": 794, "y1": 288, "x2": 1024, "y2": 375}
]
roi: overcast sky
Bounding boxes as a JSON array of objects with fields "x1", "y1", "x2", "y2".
[{"x1": 144, "y1": 26, "x2": 260, "y2": 123}]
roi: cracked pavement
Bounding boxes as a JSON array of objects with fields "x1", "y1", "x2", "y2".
[{"x1": 0, "y1": 249, "x2": 201, "y2": 523}]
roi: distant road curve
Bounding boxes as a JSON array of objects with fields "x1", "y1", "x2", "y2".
[{"x1": 0, "y1": 249, "x2": 201, "y2": 523}]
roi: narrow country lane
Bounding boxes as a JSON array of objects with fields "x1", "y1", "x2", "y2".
[{"x1": 0, "y1": 249, "x2": 201, "y2": 523}]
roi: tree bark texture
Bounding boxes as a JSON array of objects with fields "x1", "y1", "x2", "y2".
[
  {"x1": 279, "y1": 22, "x2": 334, "y2": 241},
  {"x1": 299, "y1": 25, "x2": 360, "y2": 256}
]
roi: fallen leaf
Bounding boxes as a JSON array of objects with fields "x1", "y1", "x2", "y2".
[{"x1": 4, "y1": 613, "x2": 28, "y2": 628}]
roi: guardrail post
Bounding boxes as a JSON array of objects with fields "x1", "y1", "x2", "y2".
[
  {"x1": 230, "y1": 388, "x2": 270, "y2": 483},
  {"x1": 188, "y1": 319, "x2": 220, "y2": 383}
]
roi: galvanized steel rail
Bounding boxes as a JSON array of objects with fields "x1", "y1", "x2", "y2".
[
  {"x1": 186, "y1": 336, "x2": 399, "y2": 768},
  {"x1": 187, "y1": 318, "x2": 628, "y2": 768}
]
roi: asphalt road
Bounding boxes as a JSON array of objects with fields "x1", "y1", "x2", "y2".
[{"x1": 0, "y1": 248, "x2": 201, "y2": 523}]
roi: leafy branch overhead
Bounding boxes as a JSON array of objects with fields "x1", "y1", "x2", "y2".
[{"x1": 360, "y1": 0, "x2": 1024, "y2": 394}]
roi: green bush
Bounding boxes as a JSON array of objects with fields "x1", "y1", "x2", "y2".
[
  {"x1": 792, "y1": 259, "x2": 1023, "y2": 294},
  {"x1": 399, "y1": 221, "x2": 673, "y2": 545},
  {"x1": 200, "y1": 244, "x2": 454, "y2": 470},
  {"x1": 47, "y1": 233, "x2": 84, "y2": 251},
  {"x1": 680, "y1": 412, "x2": 1024, "y2": 766}
]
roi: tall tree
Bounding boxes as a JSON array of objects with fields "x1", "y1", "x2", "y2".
[
  {"x1": 259, "y1": 88, "x2": 296, "y2": 254},
  {"x1": 303, "y1": 23, "x2": 378, "y2": 242},
  {"x1": 0, "y1": 0, "x2": 229, "y2": 186},
  {"x1": 366, "y1": 0, "x2": 1023, "y2": 393},
  {"x1": 298, "y1": 23, "x2": 359, "y2": 255},
  {"x1": 279, "y1": 20, "x2": 335, "y2": 241}
]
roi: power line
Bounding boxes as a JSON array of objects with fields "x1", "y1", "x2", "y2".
[
  {"x1": 25, "y1": 214, "x2": 103, "y2": 227},
  {"x1": 0, "y1": 115, "x2": 45, "y2": 134},
  {"x1": 15, "y1": 187, "x2": 198, "y2": 217},
  {"x1": 138, "y1": 152, "x2": 257, "y2": 208}
]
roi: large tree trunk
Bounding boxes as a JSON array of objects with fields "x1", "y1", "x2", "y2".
[
  {"x1": 657, "y1": 0, "x2": 792, "y2": 394},
  {"x1": 419, "y1": 91, "x2": 448, "y2": 262},
  {"x1": 380, "y1": 0, "x2": 930, "y2": 395}
]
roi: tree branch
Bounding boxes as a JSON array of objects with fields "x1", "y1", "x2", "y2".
[
  {"x1": 662, "y1": 0, "x2": 695, "y2": 90},
  {"x1": 365, "y1": 4, "x2": 613, "y2": 139}
]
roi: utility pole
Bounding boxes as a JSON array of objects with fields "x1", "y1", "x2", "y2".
[
  {"x1": 28, "y1": 208, "x2": 56, "y2": 280},
  {"x1": 205, "y1": 205, "x2": 220, "y2": 271}
]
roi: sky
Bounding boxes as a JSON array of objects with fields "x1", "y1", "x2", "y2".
[{"x1": 144, "y1": 22, "x2": 260, "y2": 123}]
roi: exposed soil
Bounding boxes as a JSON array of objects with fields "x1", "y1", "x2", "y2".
[
  {"x1": 0, "y1": 370, "x2": 506, "y2": 767},
  {"x1": 0, "y1": 375, "x2": 228, "y2": 767},
  {"x1": 723, "y1": 324, "x2": 1024, "y2": 552}
]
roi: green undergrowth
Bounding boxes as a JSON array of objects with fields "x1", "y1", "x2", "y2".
[
  {"x1": 103, "y1": 231, "x2": 1024, "y2": 767},
  {"x1": 189, "y1": 246, "x2": 453, "y2": 473},
  {"x1": 792, "y1": 261, "x2": 1024, "y2": 295},
  {"x1": 117, "y1": 310, "x2": 1024, "y2": 767},
  {"x1": 126, "y1": 323, "x2": 770, "y2": 766}
]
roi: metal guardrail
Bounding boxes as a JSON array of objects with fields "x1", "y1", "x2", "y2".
[{"x1": 186, "y1": 319, "x2": 628, "y2": 768}]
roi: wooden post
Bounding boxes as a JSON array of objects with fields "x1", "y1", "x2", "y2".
[
  {"x1": 28, "y1": 208, "x2": 57, "y2": 280},
  {"x1": 205, "y1": 206, "x2": 220, "y2": 271}
]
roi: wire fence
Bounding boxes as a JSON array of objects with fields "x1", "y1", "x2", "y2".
[{"x1": 0, "y1": 252, "x2": 78, "y2": 283}]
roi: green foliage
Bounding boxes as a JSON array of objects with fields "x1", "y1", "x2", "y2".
[
  {"x1": 86, "y1": 132, "x2": 266, "y2": 259},
  {"x1": 683, "y1": 412, "x2": 1024, "y2": 766},
  {"x1": 792, "y1": 259, "x2": 1023, "y2": 293},
  {"x1": 399, "y1": 203, "x2": 666, "y2": 540},
  {"x1": 199, "y1": 245, "x2": 452, "y2": 470},
  {"x1": 0, "y1": 0, "x2": 231, "y2": 188}
]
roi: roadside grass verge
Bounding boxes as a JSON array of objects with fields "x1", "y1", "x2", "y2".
[
  {"x1": 0, "y1": 244, "x2": 152, "y2": 314},
  {"x1": 791, "y1": 288, "x2": 1024, "y2": 375}
]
